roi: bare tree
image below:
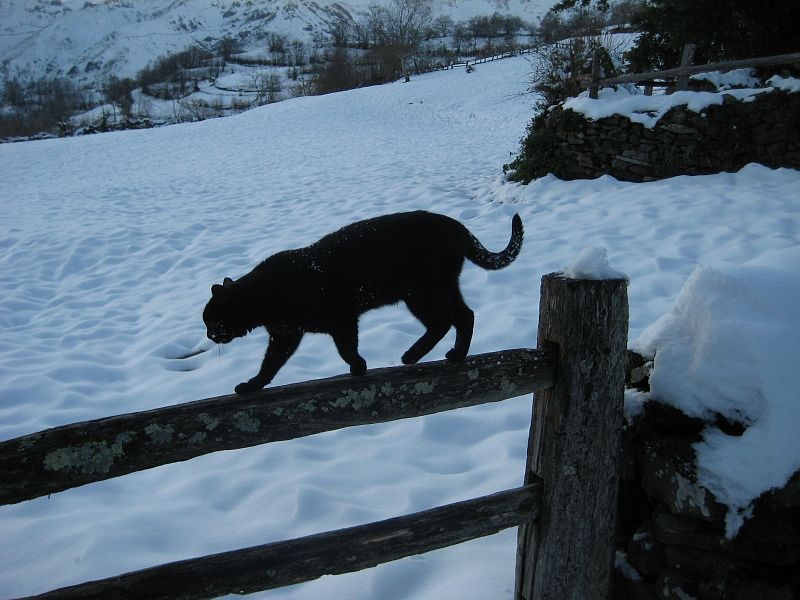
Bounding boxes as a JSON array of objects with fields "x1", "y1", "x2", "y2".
[
  {"x1": 290, "y1": 71, "x2": 313, "y2": 97},
  {"x1": 247, "y1": 67, "x2": 283, "y2": 105},
  {"x1": 432, "y1": 15, "x2": 454, "y2": 38},
  {"x1": 132, "y1": 92, "x2": 153, "y2": 120},
  {"x1": 366, "y1": 0, "x2": 433, "y2": 81}
]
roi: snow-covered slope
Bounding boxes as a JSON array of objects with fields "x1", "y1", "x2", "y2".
[
  {"x1": 2, "y1": 54, "x2": 800, "y2": 599},
  {"x1": 0, "y1": 0, "x2": 554, "y2": 84}
]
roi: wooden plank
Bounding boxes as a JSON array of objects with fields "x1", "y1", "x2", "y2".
[
  {"x1": 674, "y1": 43, "x2": 696, "y2": 92},
  {"x1": 0, "y1": 348, "x2": 555, "y2": 505},
  {"x1": 589, "y1": 49, "x2": 600, "y2": 99},
  {"x1": 12, "y1": 482, "x2": 543, "y2": 600},
  {"x1": 515, "y1": 274, "x2": 629, "y2": 600},
  {"x1": 590, "y1": 51, "x2": 800, "y2": 87}
]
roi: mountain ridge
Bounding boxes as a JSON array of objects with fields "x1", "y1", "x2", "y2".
[{"x1": 0, "y1": 0, "x2": 553, "y2": 85}]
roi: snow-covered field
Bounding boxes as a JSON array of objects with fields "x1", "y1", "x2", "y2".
[{"x1": 1, "y1": 54, "x2": 799, "y2": 599}]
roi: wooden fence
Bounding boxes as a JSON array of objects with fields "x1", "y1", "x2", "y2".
[
  {"x1": 435, "y1": 46, "x2": 534, "y2": 73},
  {"x1": 1, "y1": 272, "x2": 628, "y2": 600},
  {"x1": 583, "y1": 48, "x2": 800, "y2": 98}
]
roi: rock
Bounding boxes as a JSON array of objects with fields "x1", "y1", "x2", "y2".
[
  {"x1": 620, "y1": 400, "x2": 727, "y2": 523},
  {"x1": 699, "y1": 571, "x2": 798, "y2": 600},
  {"x1": 639, "y1": 401, "x2": 705, "y2": 438},
  {"x1": 618, "y1": 481, "x2": 655, "y2": 544},
  {"x1": 660, "y1": 123, "x2": 699, "y2": 135},
  {"x1": 653, "y1": 512, "x2": 723, "y2": 547},
  {"x1": 655, "y1": 572, "x2": 699, "y2": 600},
  {"x1": 614, "y1": 570, "x2": 660, "y2": 600},
  {"x1": 627, "y1": 520, "x2": 666, "y2": 576},
  {"x1": 632, "y1": 427, "x2": 727, "y2": 522},
  {"x1": 711, "y1": 412, "x2": 746, "y2": 436},
  {"x1": 662, "y1": 543, "x2": 743, "y2": 580},
  {"x1": 762, "y1": 470, "x2": 800, "y2": 511},
  {"x1": 732, "y1": 507, "x2": 800, "y2": 566},
  {"x1": 654, "y1": 511, "x2": 800, "y2": 566},
  {"x1": 521, "y1": 88, "x2": 800, "y2": 183},
  {"x1": 611, "y1": 349, "x2": 800, "y2": 600}
]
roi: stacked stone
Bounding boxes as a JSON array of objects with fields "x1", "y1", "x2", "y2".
[
  {"x1": 547, "y1": 89, "x2": 800, "y2": 182},
  {"x1": 614, "y1": 354, "x2": 800, "y2": 600}
]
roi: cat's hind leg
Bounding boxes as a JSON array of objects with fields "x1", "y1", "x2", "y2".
[
  {"x1": 331, "y1": 320, "x2": 368, "y2": 376},
  {"x1": 445, "y1": 287, "x2": 474, "y2": 362},
  {"x1": 401, "y1": 297, "x2": 451, "y2": 365}
]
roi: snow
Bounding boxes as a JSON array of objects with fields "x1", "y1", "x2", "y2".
[
  {"x1": 2, "y1": 53, "x2": 800, "y2": 598},
  {"x1": 690, "y1": 67, "x2": 761, "y2": 90},
  {"x1": 615, "y1": 550, "x2": 642, "y2": 582},
  {"x1": 768, "y1": 74, "x2": 800, "y2": 93},
  {"x1": 562, "y1": 246, "x2": 626, "y2": 280},
  {"x1": 634, "y1": 246, "x2": 800, "y2": 536},
  {"x1": 563, "y1": 85, "x2": 771, "y2": 128}
]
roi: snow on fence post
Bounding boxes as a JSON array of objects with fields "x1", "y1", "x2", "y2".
[{"x1": 515, "y1": 271, "x2": 629, "y2": 600}]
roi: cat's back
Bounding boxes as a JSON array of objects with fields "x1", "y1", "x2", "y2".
[
  {"x1": 314, "y1": 211, "x2": 465, "y2": 256},
  {"x1": 308, "y1": 211, "x2": 470, "y2": 297}
]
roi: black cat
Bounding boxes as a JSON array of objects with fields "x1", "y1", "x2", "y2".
[{"x1": 203, "y1": 211, "x2": 523, "y2": 394}]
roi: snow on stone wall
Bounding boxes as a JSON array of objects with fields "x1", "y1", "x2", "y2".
[{"x1": 545, "y1": 87, "x2": 800, "y2": 182}]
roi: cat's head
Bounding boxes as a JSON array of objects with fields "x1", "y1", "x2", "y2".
[{"x1": 203, "y1": 277, "x2": 248, "y2": 344}]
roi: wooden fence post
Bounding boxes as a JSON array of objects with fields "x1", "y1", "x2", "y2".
[
  {"x1": 515, "y1": 273, "x2": 628, "y2": 600},
  {"x1": 674, "y1": 43, "x2": 696, "y2": 92},
  {"x1": 589, "y1": 49, "x2": 600, "y2": 99}
]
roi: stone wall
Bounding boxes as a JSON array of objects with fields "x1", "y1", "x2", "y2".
[
  {"x1": 614, "y1": 354, "x2": 800, "y2": 599},
  {"x1": 538, "y1": 89, "x2": 800, "y2": 182}
]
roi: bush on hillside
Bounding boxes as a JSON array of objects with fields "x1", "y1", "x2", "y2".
[
  {"x1": 0, "y1": 76, "x2": 90, "y2": 138},
  {"x1": 503, "y1": 106, "x2": 588, "y2": 183}
]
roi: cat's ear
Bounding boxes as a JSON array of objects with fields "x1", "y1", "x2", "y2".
[
  {"x1": 212, "y1": 278, "x2": 235, "y2": 298},
  {"x1": 211, "y1": 284, "x2": 228, "y2": 299}
]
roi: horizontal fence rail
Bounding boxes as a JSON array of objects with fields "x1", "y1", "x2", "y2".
[
  {"x1": 436, "y1": 47, "x2": 534, "y2": 72},
  {"x1": 587, "y1": 51, "x2": 800, "y2": 90},
  {"x1": 3, "y1": 273, "x2": 630, "y2": 600},
  {"x1": 0, "y1": 348, "x2": 556, "y2": 506},
  {"x1": 12, "y1": 482, "x2": 543, "y2": 600}
]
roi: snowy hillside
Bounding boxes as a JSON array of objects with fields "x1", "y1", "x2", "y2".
[
  {"x1": 2, "y1": 53, "x2": 800, "y2": 599},
  {"x1": 0, "y1": 0, "x2": 554, "y2": 84}
]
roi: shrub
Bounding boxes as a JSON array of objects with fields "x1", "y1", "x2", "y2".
[
  {"x1": 102, "y1": 76, "x2": 136, "y2": 117},
  {"x1": 505, "y1": 21, "x2": 620, "y2": 183},
  {"x1": 504, "y1": 106, "x2": 588, "y2": 183},
  {"x1": 529, "y1": 36, "x2": 616, "y2": 108}
]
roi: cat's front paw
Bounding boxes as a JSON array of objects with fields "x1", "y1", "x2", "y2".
[
  {"x1": 401, "y1": 350, "x2": 419, "y2": 365},
  {"x1": 235, "y1": 379, "x2": 266, "y2": 395}
]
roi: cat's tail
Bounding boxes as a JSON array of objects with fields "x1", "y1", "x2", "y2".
[{"x1": 465, "y1": 214, "x2": 524, "y2": 270}]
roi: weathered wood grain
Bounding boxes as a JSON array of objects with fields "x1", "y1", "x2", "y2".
[
  {"x1": 13, "y1": 482, "x2": 543, "y2": 600},
  {"x1": 516, "y1": 273, "x2": 629, "y2": 600},
  {"x1": 1, "y1": 348, "x2": 555, "y2": 505}
]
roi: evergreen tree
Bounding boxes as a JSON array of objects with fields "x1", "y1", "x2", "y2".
[{"x1": 626, "y1": 0, "x2": 800, "y2": 72}]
